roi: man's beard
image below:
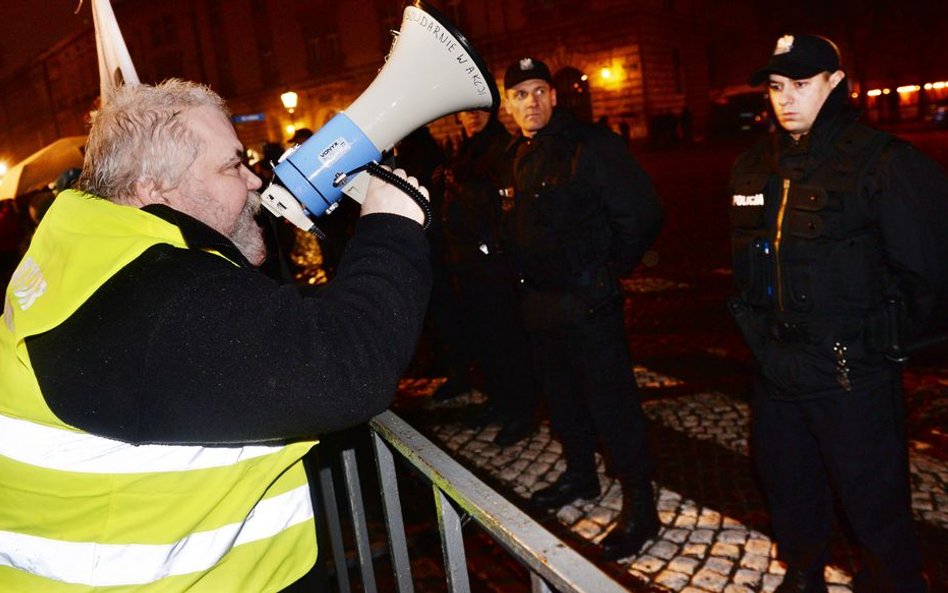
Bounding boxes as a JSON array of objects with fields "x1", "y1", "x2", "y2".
[{"x1": 230, "y1": 191, "x2": 267, "y2": 266}]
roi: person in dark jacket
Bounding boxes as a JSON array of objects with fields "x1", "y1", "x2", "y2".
[
  {"x1": 729, "y1": 34, "x2": 947, "y2": 593},
  {"x1": 443, "y1": 109, "x2": 538, "y2": 446},
  {"x1": 501, "y1": 57, "x2": 664, "y2": 561},
  {"x1": 396, "y1": 125, "x2": 476, "y2": 401},
  {"x1": 0, "y1": 79, "x2": 432, "y2": 592}
]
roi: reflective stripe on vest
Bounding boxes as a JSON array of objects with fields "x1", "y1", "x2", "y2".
[
  {"x1": 0, "y1": 413, "x2": 284, "y2": 474},
  {"x1": 0, "y1": 484, "x2": 312, "y2": 587}
]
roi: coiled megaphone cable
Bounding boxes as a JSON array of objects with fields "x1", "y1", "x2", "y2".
[{"x1": 342, "y1": 162, "x2": 432, "y2": 230}]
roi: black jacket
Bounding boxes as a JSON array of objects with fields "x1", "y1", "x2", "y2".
[
  {"x1": 729, "y1": 90, "x2": 948, "y2": 393},
  {"x1": 442, "y1": 117, "x2": 511, "y2": 270},
  {"x1": 505, "y1": 110, "x2": 663, "y2": 290},
  {"x1": 28, "y1": 208, "x2": 432, "y2": 445}
]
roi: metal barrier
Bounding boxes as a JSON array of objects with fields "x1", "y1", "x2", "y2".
[{"x1": 314, "y1": 410, "x2": 629, "y2": 593}]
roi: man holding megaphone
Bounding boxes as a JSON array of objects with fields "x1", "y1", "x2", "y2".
[
  {"x1": 258, "y1": 1, "x2": 498, "y2": 237},
  {"x1": 0, "y1": 79, "x2": 432, "y2": 592},
  {"x1": 0, "y1": 0, "x2": 507, "y2": 588}
]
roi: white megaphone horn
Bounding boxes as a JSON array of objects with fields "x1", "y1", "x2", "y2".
[{"x1": 261, "y1": 0, "x2": 499, "y2": 233}]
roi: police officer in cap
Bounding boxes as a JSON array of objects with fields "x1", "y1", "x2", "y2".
[
  {"x1": 501, "y1": 56, "x2": 664, "y2": 560},
  {"x1": 729, "y1": 34, "x2": 948, "y2": 592}
]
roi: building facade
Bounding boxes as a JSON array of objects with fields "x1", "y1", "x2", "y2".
[
  {"x1": 0, "y1": 0, "x2": 712, "y2": 165},
  {"x1": 3, "y1": 0, "x2": 944, "y2": 169}
]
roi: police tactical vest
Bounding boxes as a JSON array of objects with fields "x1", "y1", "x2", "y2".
[
  {"x1": 729, "y1": 122, "x2": 896, "y2": 327},
  {"x1": 0, "y1": 190, "x2": 317, "y2": 592}
]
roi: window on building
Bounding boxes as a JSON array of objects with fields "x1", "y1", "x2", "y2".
[
  {"x1": 207, "y1": 0, "x2": 234, "y2": 96},
  {"x1": 553, "y1": 67, "x2": 593, "y2": 123},
  {"x1": 249, "y1": 0, "x2": 278, "y2": 84},
  {"x1": 148, "y1": 14, "x2": 183, "y2": 84},
  {"x1": 524, "y1": 0, "x2": 567, "y2": 19},
  {"x1": 526, "y1": 0, "x2": 566, "y2": 8},
  {"x1": 303, "y1": 30, "x2": 343, "y2": 76},
  {"x1": 149, "y1": 15, "x2": 178, "y2": 47},
  {"x1": 153, "y1": 52, "x2": 185, "y2": 83},
  {"x1": 376, "y1": 2, "x2": 400, "y2": 52},
  {"x1": 673, "y1": 48, "x2": 683, "y2": 94},
  {"x1": 444, "y1": 0, "x2": 464, "y2": 29}
]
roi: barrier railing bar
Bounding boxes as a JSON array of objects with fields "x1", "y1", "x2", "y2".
[
  {"x1": 341, "y1": 447, "x2": 378, "y2": 593},
  {"x1": 318, "y1": 462, "x2": 352, "y2": 593},
  {"x1": 531, "y1": 572, "x2": 555, "y2": 593},
  {"x1": 372, "y1": 431, "x2": 415, "y2": 593},
  {"x1": 369, "y1": 410, "x2": 628, "y2": 593},
  {"x1": 435, "y1": 486, "x2": 472, "y2": 593}
]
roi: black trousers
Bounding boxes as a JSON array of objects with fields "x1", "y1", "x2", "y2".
[
  {"x1": 529, "y1": 301, "x2": 652, "y2": 480},
  {"x1": 752, "y1": 367, "x2": 926, "y2": 592},
  {"x1": 426, "y1": 255, "x2": 473, "y2": 384},
  {"x1": 456, "y1": 259, "x2": 537, "y2": 420}
]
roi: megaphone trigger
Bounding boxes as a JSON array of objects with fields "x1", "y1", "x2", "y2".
[{"x1": 338, "y1": 171, "x2": 371, "y2": 205}]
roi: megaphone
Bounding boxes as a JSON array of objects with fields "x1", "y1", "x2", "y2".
[{"x1": 261, "y1": 0, "x2": 499, "y2": 233}]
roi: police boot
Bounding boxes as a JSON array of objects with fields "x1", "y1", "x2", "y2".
[
  {"x1": 775, "y1": 544, "x2": 829, "y2": 593},
  {"x1": 600, "y1": 477, "x2": 660, "y2": 561},
  {"x1": 774, "y1": 568, "x2": 828, "y2": 593},
  {"x1": 531, "y1": 472, "x2": 600, "y2": 511}
]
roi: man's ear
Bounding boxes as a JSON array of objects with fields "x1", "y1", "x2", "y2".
[
  {"x1": 550, "y1": 87, "x2": 557, "y2": 108},
  {"x1": 131, "y1": 178, "x2": 168, "y2": 207},
  {"x1": 829, "y1": 70, "x2": 846, "y2": 89}
]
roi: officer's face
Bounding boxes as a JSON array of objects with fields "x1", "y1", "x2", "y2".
[
  {"x1": 504, "y1": 79, "x2": 556, "y2": 138},
  {"x1": 458, "y1": 110, "x2": 490, "y2": 137},
  {"x1": 768, "y1": 71, "x2": 845, "y2": 139}
]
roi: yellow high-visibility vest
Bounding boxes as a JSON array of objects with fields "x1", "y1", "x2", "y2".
[{"x1": 0, "y1": 190, "x2": 317, "y2": 592}]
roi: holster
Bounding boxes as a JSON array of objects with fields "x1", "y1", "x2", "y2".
[
  {"x1": 727, "y1": 296, "x2": 766, "y2": 361},
  {"x1": 520, "y1": 265, "x2": 620, "y2": 332}
]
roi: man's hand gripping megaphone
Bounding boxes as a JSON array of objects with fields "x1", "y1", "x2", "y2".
[{"x1": 260, "y1": 156, "x2": 432, "y2": 239}]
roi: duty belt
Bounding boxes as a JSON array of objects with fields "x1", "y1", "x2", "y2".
[
  {"x1": 767, "y1": 320, "x2": 819, "y2": 345},
  {"x1": 764, "y1": 315, "x2": 886, "y2": 350}
]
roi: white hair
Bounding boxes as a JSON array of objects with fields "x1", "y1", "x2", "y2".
[{"x1": 78, "y1": 79, "x2": 229, "y2": 203}]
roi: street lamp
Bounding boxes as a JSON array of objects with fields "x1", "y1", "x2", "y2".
[
  {"x1": 280, "y1": 91, "x2": 299, "y2": 115},
  {"x1": 281, "y1": 91, "x2": 300, "y2": 138}
]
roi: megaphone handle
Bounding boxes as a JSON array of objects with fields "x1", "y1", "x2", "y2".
[
  {"x1": 342, "y1": 162, "x2": 432, "y2": 229},
  {"x1": 260, "y1": 182, "x2": 327, "y2": 239}
]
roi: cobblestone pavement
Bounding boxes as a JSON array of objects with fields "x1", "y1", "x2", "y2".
[
  {"x1": 642, "y1": 390, "x2": 948, "y2": 530},
  {"x1": 397, "y1": 358, "x2": 946, "y2": 592},
  {"x1": 392, "y1": 130, "x2": 947, "y2": 592}
]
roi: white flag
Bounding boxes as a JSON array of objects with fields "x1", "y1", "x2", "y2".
[{"x1": 91, "y1": 0, "x2": 140, "y2": 105}]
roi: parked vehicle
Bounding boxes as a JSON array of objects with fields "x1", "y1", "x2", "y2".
[
  {"x1": 928, "y1": 99, "x2": 948, "y2": 128},
  {"x1": 709, "y1": 91, "x2": 771, "y2": 137}
]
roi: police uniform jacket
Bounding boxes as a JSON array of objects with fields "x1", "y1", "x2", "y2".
[
  {"x1": 728, "y1": 88, "x2": 948, "y2": 396},
  {"x1": 505, "y1": 110, "x2": 663, "y2": 328},
  {"x1": 442, "y1": 116, "x2": 511, "y2": 275}
]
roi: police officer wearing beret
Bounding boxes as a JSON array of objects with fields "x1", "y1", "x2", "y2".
[
  {"x1": 501, "y1": 57, "x2": 664, "y2": 560},
  {"x1": 729, "y1": 34, "x2": 948, "y2": 592}
]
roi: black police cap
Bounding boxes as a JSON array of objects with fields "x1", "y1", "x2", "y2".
[
  {"x1": 749, "y1": 34, "x2": 841, "y2": 85},
  {"x1": 503, "y1": 57, "x2": 553, "y2": 90}
]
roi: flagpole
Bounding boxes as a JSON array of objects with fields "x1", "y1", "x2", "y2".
[{"x1": 91, "y1": 0, "x2": 140, "y2": 106}]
